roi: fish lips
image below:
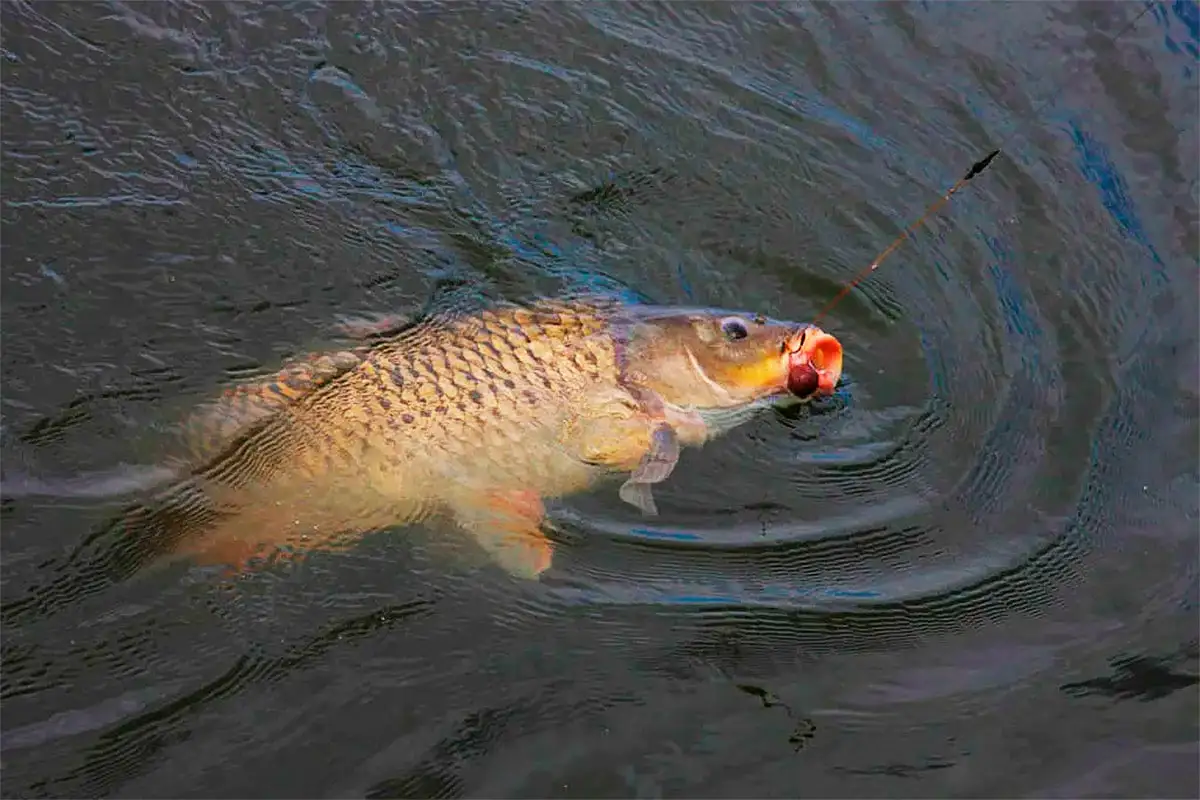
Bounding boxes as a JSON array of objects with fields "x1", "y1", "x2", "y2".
[{"x1": 785, "y1": 326, "x2": 843, "y2": 399}]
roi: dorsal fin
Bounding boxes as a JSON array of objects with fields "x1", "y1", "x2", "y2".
[
  {"x1": 179, "y1": 348, "x2": 365, "y2": 464},
  {"x1": 177, "y1": 278, "x2": 498, "y2": 463}
]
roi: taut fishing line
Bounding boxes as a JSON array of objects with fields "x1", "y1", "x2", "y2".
[{"x1": 812, "y1": 0, "x2": 1159, "y2": 325}]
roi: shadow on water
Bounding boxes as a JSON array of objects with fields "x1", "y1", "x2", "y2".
[{"x1": 1, "y1": 1, "x2": 1197, "y2": 798}]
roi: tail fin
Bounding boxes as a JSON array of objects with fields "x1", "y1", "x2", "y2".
[
  {"x1": 1, "y1": 475, "x2": 226, "y2": 626},
  {"x1": 0, "y1": 462, "x2": 180, "y2": 500}
]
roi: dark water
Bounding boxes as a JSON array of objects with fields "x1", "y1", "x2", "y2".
[{"x1": 2, "y1": 1, "x2": 1197, "y2": 797}]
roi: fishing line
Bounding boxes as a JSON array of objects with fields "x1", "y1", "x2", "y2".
[{"x1": 812, "y1": 0, "x2": 1159, "y2": 325}]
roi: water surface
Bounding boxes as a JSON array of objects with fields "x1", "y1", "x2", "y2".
[{"x1": 2, "y1": 2, "x2": 1197, "y2": 798}]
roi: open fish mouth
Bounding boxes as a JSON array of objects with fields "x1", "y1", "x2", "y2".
[{"x1": 784, "y1": 326, "x2": 843, "y2": 399}]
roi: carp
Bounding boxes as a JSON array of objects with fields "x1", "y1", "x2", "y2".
[{"x1": 103, "y1": 292, "x2": 844, "y2": 579}]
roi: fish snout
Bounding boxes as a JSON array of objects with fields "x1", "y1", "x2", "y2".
[{"x1": 785, "y1": 327, "x2": 843, "y2": 399}]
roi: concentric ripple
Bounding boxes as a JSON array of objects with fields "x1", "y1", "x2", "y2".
[
  {"x1": 519, "y1": 15, "x2": 1068, "y2": 621},
  {"x1": 1, "y1": 1, "x2": 1195, "y2": 797}
]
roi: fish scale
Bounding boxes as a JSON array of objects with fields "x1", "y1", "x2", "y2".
[
  {"x1": 182, "y1": 348, "x2": 367, "y2": 464},
  {"x1": 103, "y1": 295, "x2": 842, "y2": 579},
  {"x1": 188, "y1": 298, "x2": 625, "y2": 500}
]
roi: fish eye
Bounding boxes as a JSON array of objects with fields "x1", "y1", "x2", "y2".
[{"x1": 720, "y1": 317, "x2": 749, "y2": 341}]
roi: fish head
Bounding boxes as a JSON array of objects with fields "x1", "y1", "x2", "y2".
[{"x1": 619, "y1": 307, "x2": 843, "y2": 410}]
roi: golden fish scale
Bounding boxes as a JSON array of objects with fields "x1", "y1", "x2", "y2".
[
  {"x1": 181, "y1": 348, "x2": 367, "y2": 463},
  {"x1": 189, "y1": 301, "x2": 631, "y2": 509},
  {"x1": 93, "y1": 298, "x2": 671, "y2": 578}
]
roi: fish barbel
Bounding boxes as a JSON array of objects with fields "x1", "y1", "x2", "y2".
[{"x1": 116, "y1": 293, "x2": 843, "y2": 579}]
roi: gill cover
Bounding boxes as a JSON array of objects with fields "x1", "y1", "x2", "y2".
[{"x1": 617, "y1": 307, "x2": 798, "y2": 410}]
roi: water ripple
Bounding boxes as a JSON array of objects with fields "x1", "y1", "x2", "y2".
[{"x1": 1, "y1": 2, "x2": 1195, "y2": 797}]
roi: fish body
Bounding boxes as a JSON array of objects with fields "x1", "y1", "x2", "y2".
[{"x1": 123, "y1": 294, "x2": 844, "y2": 578}]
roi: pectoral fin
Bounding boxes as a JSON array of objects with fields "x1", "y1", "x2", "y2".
[
  {"x1": 333, "y1": 311, "x2": 416, "y2": 340},
  {"x1": 561, "y1": 388, "x2": 656, "y2": 471},
  {"x1": 618, "y1": 423, "x2": 680, "y2": 516}
]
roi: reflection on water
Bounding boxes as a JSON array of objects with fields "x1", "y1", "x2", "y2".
[{"x1": 2, "y1": 1, "x2": 1197, "y2": 798}]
